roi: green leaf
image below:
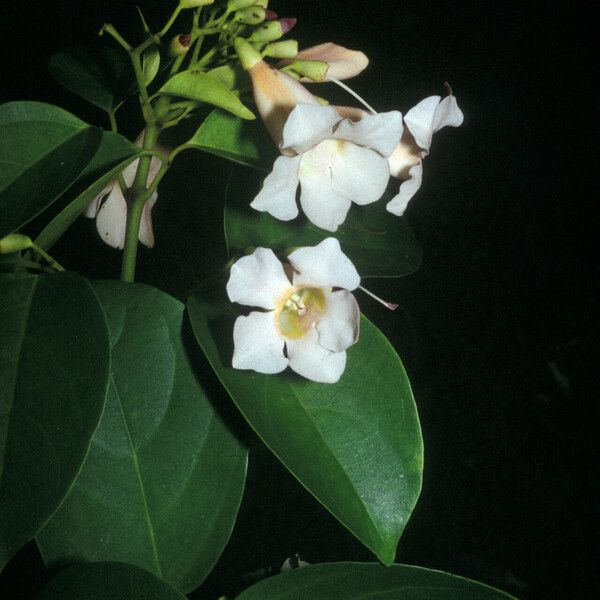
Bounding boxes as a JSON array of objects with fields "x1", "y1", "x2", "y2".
[
  {"x1": 159, "y1": 70, "x2": 256, "y2": 120},
  {"x1": 223, "y1": 169, "x2": 422, "y2": 278},
  {"x1": 235, "y1": 563, "x2": 519, "y2": 599},
  {"x1": 48, "y1": 46, "x2": 135, "y2": 112},
  {"x1": 0, "y1": 101, "x2": 102, "y2": 238},
  {"x1": 37, "y1": 282, "x2": 247, "y2": 594},
  {"x1": 187, "y1": 293, "x2": 423, "y2": 565},
  {"x1": 142, "y1": 46, "x2": 161, "y2": 87},
  {"x1": 34, "y1": 131, "x2": 141, "y2": 251},
  {"x1": 185, "y1": 109, "x2": 276, "y2": 169},
  {"x1": 40, "y1": 562, "x2": 186, "y2": 600},
  {"x1": 0, "y1": 272, "x2": 110, "y2": 571}
]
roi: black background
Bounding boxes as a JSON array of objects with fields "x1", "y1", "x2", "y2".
[{"x1": 1, "y1": 1, "x2": 597, "y2": 598}]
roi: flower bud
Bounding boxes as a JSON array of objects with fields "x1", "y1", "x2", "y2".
[
  {"x1": 283, "y1": 59, "x2": 329, "y2": 82},
  {"x1": 168, "y1": 34, "x2": 192, "y2": 56},
  {"x1": 234, "y1": 6, "x2": 266, "y2": 25},
  {"x1": 0, "y1": 233, "x2": 32, "y2": 254},
  {"x1": 227, "y1": 0, "x2": 256, "y2": 9},
  {"x1": 234, "y1": 37, "x2": 263, "y2": 70},
  {"x1": 254, "y1": 0, "x2": 269, "y2": 7},
  {"x1": 264, "y1": 9, "x2": 277, "y2": 20},
  {"x1": 180, "y1": 0, "x2": 214, "y2": 8},
  {"x1": 248, "y1": 19, "x2": 294, "y2": 43},
  {"x1": 262, "y1": 39, "x2": 298, "y2": 59}
]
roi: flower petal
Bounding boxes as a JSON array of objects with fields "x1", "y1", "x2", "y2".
[
  {"x1": 249, "y1": 60, "x2": 319, "y2": 150},
  {"x1": 251, "y1": 155, "x2": 301, "y2": 221},
  {"x1": 286, "y1": 328, "x2": 346, "y2": 383},
  {"x1": 297, "y1": 152, "x2": 352, "y2": 232},
  {"x1": 227, "y1": 247, "x2": 292, "y2": 310},
  {"x1": 138, "y1": 192, "x2": 157, "y2": 248},
  {"x1": 281, "y1": 103, "x2": 340, "y2": 155},
  {"x1": 387, "y1": 136, "x2": 422, "y2": 179},
  {"x1": 403, "y1": 95, "x2": 442, "y2": 153},
  {"x1": 329, "y1": 142, "x2": 390, "y2": 206},
  {"x1": 386, "y1": 162, "x2": 423, "y2": 216},
  {"x1": 432, "y1": 94, "x2": 464, "y2": 132},
  {"x1": 94, "y1": 186, "x2": 128, "y2": 249},
  {"x1": 84, "y1": 182, "x2": 112, "y2": 218},
  {"x1": 289, "y1": 237, "x2": 360, "y2": 290},
  {"x1": 282, "y1": 42, "x2": 369, "y2": 81},
  {"x1": 316, "y1": 289, "x2": 360, "y2": 352},
  {"x1": 232, "y1": 311, "x2": 288, "y2": 374},
  {"x1": 333, "y1": 110, "x2": 403, "y2": 157}
]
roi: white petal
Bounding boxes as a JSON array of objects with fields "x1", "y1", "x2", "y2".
[
  {"x1": 316, "y1": 290, "x2": 360, "y2": 352},
  {"x1": 250, "y1": 155, "x2": 301, "y2": 221},
  {"x1": 404, "y1": 95, "x2": 441, "y2": 152},
  {"x1": 386, "y1": 162, "x2": 423, "y2": 216},
  {"x1": 298, "y1": 148, "x2": 352, "y2": 232},
  {"x1": 138, "y1": 192, "x2": 157, "y2": 248},
  {"x1": 232, "y1": 311, "x2": 288, "y2": 374},
  {"x1": 84, "y1": 182, "x2": 112, "y2": 218},
  {"x1": 289, "y1": 237, "x2": 360, "y2": 290},
  {"x1": 286, "y1": 42, "x2": 369, "y2": 81},
  {"x1": 226, "y1": 247, "x2": 292, "y2": 310},
  {"x1": 95, "y1": 187, "x2": 128, "y2": 249},
  {"x1": 432, "y1": 94, "x2": 464, "y2": 132},
  {"x1": 333, "y1": 111, "x2": 403, "y2": 157},
  {"x1": 387, "y1": 139, "x2": 422, "y2": 179},
  {"x1": 286, "y1": 328, "x2": 346, "y2": 383},
  {"x1": 329, "y1": 142, "x2": 390, "y2": 206},
  {"x1": 281, "y1": 104, "x2": 340, "y2": 155}
]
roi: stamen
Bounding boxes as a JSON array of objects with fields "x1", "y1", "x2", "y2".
[
  {"x1": 326, "y1": 75, "x2": 377, "y2": 115},
  {"x1": 358, "y1": 285, "x2": 398, "y2": 311}
]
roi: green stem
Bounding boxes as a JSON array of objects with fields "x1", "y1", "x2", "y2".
[
  {"x1": 99, "y1": 23, "x2": 132, "y2": 52},
  {"x1": 30, "y1": 243, "x2": 65, "y2": 272},
  {"x1": 158, "y1": 4, "x2": 183, "y2": 38}
]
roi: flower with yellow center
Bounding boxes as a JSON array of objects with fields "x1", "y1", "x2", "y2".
[{"x1": 226, "y1": 238, "x2": 361, "y2": 383}]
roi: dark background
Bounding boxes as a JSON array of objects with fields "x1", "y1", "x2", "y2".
[{"x1": 1, "y1": 1, "x2": 597, "y2": 599}]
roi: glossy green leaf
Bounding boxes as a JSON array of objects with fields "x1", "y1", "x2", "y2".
[
  {"x1": 0, "y1": 101, "x2": 102, "y2": 238},
  {"x1": 142, "y1": 47, "x2": 161, "y2": 87},
  {"x1": 224, "y1": 168, "x2": 422, "y2": 278},
  {"x1": 40, "y1": 562, "x2": 186, "y2": 600},
  {"x1": 37, "y1": 282, "x2": 247, "y2": 593},
  {"x1": 159, "y1": 70, "x2": 255, "y2": 120},
  {"x1": 48, "y1": 46, "x2": 135, "y2": 111},
  {"x1": 185, "y1": 109, "x2": 276, "y2": 169},
  {"x1": 34, "y1": 132, "x2": 141, "y2": 250},
  {"x1": 235, "y1": 562, "x2": 519, "y2": 599},
  {"x1": 207, "y1": 64, "x2": 249, "y2": 91},
  {"x1": 187, "y1": 293, "x2": 423, "y2": 565},
  {"x1": 0, "y1": 272, "x2": 110, "y2": 571}
]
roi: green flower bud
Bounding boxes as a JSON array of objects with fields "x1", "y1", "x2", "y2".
[
  {"x1": 262, "y1": 39, "x2": 298, "y2": 59},
  {"x1": 168, "y1": 34, "x2": 192, "y2": 56},
  {"x1": 247, "y1": 20, "x2": 284, "y2": 43},
  {"x1": 283, "y1": 59, "x2": 329, "y2": 82},
  {"x1": 254, "y1": 0, "x2": 269, "y2": 7},
  {"x1": 235, "y1": 6, "x2": 266, "y2": 24},
  {"x1": 234, "y1": 37, "x2": 263, "y2": 70},
  {"x1": 227, "y1": 0, "x2": 256, "y2": 9},
  {"x1": 0, "y1": 233, "x2": 32, "y2": 254},
  {"x1": 180, "y1": 0, "x2": 214, "y2": 8}
]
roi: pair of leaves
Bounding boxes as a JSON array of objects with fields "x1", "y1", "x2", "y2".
[
  {"x1": 0, "y1": 274, "x2": 247, "y2": 594},
  {"x1": 187, "y1": 293, "x2": 423, "y2": 565},
  {"x1": 39, "y1": 562, "x2": 518, "y2": 599}
]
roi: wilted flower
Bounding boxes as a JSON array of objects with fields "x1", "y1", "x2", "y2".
[
  {"x1": 386, "y1": 94, "x2": 464, "y2": 216},
  {"x1": 85, "y1": 143, "x2": 166, "y2": 250},
  {"x1": 226, "y1": 237, "x2": 361, "y2": 383},
  {"x1": 251, "y1": 103, "x2": 402, "y2": 231}
]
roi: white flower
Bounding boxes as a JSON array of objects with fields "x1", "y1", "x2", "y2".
[
  {"x1": 84, "y1": 143, "x2": 165, "y2": 249},
  {"x1": 226, "y1": 237, "x2": 361, "y2": 384},
  {"x1": 251, "y1": 103, "x2": 403, "y2": 232},
  {"x1": 386, "y1": 94, "x2": 464, "y2": 216}
]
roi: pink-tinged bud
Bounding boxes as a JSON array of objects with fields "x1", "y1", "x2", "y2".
[
  {"x1": 246, "y1": 60, "x2": 320, "y2": 151},
  {"x1": 265, "y1": 9, "x2": 278, "y2": 20},
  {"x1": 279, "y1": 18, "x2": 297, "y2": 33},
  {"x1": 168, "y1": 34, "x2": 192, "y2": 56},
  {"x1": 248, "y1": 20, "x2": 284, "y2": 43},
  {"x1": 279, "y1": 42, "x2": 368, "y2": 82},
  {"x1": 235, "y1": 6, "x2": 266, "y2": 25},
  {"x1": 0, "y1": 233, "x2": 32, "y2": 254}
]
